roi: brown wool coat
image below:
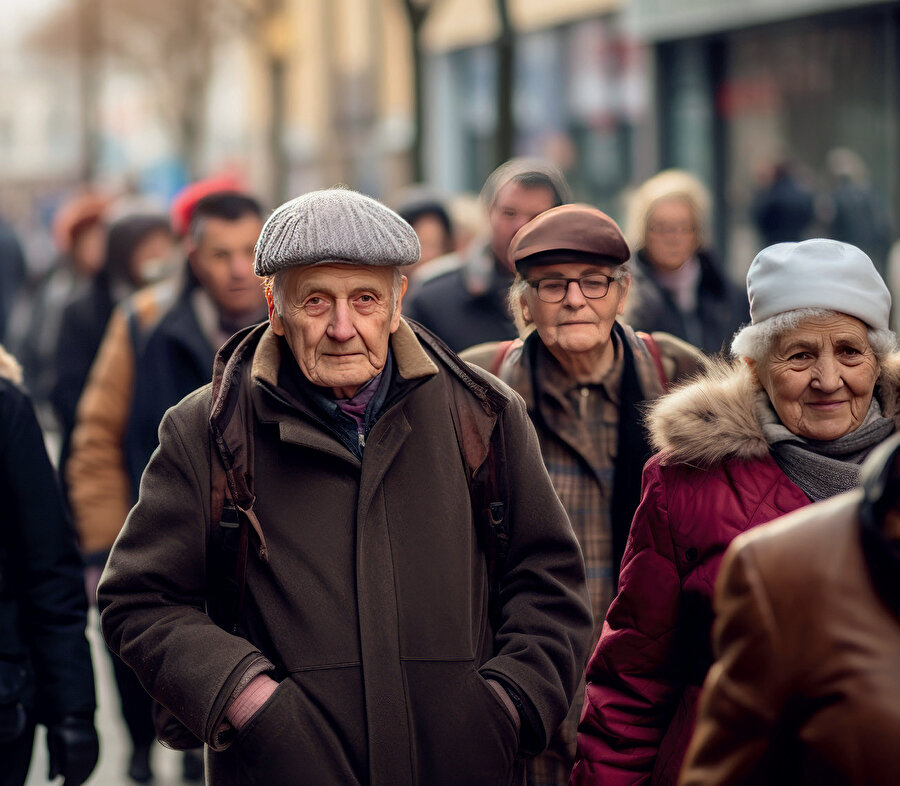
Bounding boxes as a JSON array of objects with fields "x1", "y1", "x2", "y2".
[
  {"x1": 98, "y1": 320, "x2": 593, "y2": 786},
  {"x1": 681, "y1": 485, "x2": 900, "y2": 785}
]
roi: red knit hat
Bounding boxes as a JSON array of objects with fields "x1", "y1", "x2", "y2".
[{"x1": 169, "y1": 174, "x2": 244, "y2": 237}]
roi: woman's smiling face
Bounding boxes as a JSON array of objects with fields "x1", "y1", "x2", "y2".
[{"x1": 753, "y1": 313, "x2": 881, "y2": 441}]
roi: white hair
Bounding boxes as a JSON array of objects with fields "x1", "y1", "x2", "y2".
[
  {"x1": 266, "y1": 267, "x2": 404, "y2": 316},
  {"x1": 730, "y1": 307, "x2": 897, "y2": 363}
]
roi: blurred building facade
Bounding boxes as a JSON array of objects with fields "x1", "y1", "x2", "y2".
[
  {"x1": 421, "y1": 0, "x2": 645, "y2": 219},
  {"x1": 629, "y1": 0, "x2": 900, "y2": 274},
  {"x1": 1, "y1": 0, "x2": 898, "y2": 279}
]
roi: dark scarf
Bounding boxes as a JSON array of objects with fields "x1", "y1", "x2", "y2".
[
  {"x1": 278, "y1": 342, "x2": 394, "y2": 459},
  {"x1": 525, "y1": 321, "x2": 653, "y2": 587},
  {"x1": 763, "y1": 398, "x2": 895, "y2": 501}
]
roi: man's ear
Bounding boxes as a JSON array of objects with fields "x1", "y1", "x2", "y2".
[
  {"x1": 266, "y1": 288, "x2": 284, "y2": 335},
  {"x1": 390, "y1": 274, "x2": 409, "y2": 333},
  {"x1": 616, "y1": 273, "x2": 631, "y2": 317},
  {"x1": 520, "y1": 293, "x2": 532, "y2": 326}
]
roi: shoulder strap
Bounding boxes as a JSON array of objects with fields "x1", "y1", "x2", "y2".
[
  {"x1": 447, "y1": 378, "x2": 510, "y2": 625},
  {"x1": 489, "y1": 339, "x2": 518, "y2": 377},
  {"x1": 636, "y1": 330, "x2": 669, "y2": 392}
]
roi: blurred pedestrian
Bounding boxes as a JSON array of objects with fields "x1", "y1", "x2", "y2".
[
  {"x1": 0, "y1": 214, "x2": 26, "y2": 344},
  {"x1": 66, "y1": 189, "x2": 264, "y2": 784},
  {"x1": 825, "y1": 147, "x2": 893, "y2": 280},
  {"x1": 623, "y1": 170, "x2": 748, "y2": 354},
  {"x1": 395, "y1": 188, "x2": 456, "y2": 267},
  {"x1": 0, "y1": 345, "x2": 98, "y2": 786},
  {"x1": 465, "y1": 204, "x2": 704, "y2": 786},
  {"x1": 750, "y1": 159, "x2": 815, "y2": 246},
  {"x1": 404, "y1": 157, "x2": 571, "y2": 352},
  {"x1": 51, "y1": 212, "x2": 175, "y2": 480},
  {"x1": 681, "y1": 431, "x2": 900, "y2": 785},
  {"x1": 6, "y1": 191, "x2": 109, "y2": 425},
  {"x1": 97, "y1": 187, "x2": 592, "y2": 785},
  {"x1": 573, "y1": 239, "x2": 899, "y2": 785}
]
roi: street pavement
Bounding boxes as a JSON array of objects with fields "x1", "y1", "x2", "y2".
[{"x1": 25, "y1": 609, "x2": 185, "y2": 786}]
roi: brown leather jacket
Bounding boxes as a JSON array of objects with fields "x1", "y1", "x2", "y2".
[{"x1": 680, "y1": 440, "x2": 900, "y2": 786}]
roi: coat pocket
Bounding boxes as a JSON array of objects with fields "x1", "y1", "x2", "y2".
[
  {"x1": 210, "y1": 676, "x2": 361, "y2": 786},
  {"x1": 403, "y1": 660, "x2": 519, "y2": 786}
]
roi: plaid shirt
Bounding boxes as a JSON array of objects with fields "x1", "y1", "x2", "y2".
[{"x1": 501, "y1": 324, "x2": 667, "y2": 786}]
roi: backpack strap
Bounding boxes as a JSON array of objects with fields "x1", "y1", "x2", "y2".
[
  {"x1": 636, "y1": 330, "x2": 669, "y2": 392},
  {"x1": 489, "y1": 339, "x2": 519, "y2": 377},
  {"x1": 446, "y1": 378, "x2": 510, "y2": 626}
]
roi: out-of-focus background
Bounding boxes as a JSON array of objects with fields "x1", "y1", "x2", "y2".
[{"x1": 1, "y1": 0, "x2": 897, "y2": 282}]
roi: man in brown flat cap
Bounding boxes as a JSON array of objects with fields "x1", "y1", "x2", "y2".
[{"x1": 464, "y1": 204, "x2": 705, "y2": 786}]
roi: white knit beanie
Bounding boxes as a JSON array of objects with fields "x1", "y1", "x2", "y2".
[
  {"x1": 254, "y1": 188, "x2": 420, "y2": 276},
  {"x1": 747, "y1": 238, "x2": 891, "y2": 329}
]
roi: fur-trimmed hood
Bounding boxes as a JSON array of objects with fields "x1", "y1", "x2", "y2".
[{"x1": 648, "y1": 354, "x2": 900, "y2": 467}]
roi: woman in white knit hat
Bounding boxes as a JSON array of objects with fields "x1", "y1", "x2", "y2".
[{"x1": 572, "y1": 238, "x2": 899, "y2": 786}]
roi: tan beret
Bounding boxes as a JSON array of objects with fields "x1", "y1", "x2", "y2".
[{"x1": 509, "y1": 203, "x2": 630, "y2": 271}]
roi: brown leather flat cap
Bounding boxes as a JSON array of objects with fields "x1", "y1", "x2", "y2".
[{"x1": 509, "y1": 203, "x2": 630, "y2": 271}]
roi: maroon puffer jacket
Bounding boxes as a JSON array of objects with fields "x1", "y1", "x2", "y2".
[{"x1": 571, "y1": 453, "x2": 809, "y2": 786}]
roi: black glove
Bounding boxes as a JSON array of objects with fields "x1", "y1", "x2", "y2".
[{"x1": 46, "y1": 715, "x2": 99, "y2": 786}]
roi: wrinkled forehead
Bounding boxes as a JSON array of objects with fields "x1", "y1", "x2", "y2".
[{"x1": 284, "y1": 263, "x2": 396, "y2": 294}]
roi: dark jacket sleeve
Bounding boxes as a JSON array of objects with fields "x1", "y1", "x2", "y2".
[
  {"x1": 679, "y1": 539, "x2": 787, "y2": 786},
  {"x1": 572, "y1": 458, "x2": 684, "y2": 785},
  {"x1": 477, "y1": 389, "x2": 593, "y2": 755},
  {"x1": 97, "y1": 389, "x2": 270, "y2": 749},
  {"x1": 0, "y1": 378, "x2": 95, "y2": 723}
]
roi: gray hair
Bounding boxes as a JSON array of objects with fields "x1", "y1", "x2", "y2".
[
  {"x1": 266, "y1": 267, "x2": 405, "y2": 317},
  {"x1": 730, "y1": 307, "x2": 897, "y2": 364},
  {"x1": 508, "y1": 265, "x2": 631, "y2": 338},
  {"x1": 480, "y1": 157, "x2": 572, "y2": 210}
]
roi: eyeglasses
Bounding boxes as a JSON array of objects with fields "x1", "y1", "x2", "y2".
[
  {"x1": 647, "y1": 223, "x2": 696, "y2": 237},
  {"x1": 527, "y1": 274, "x2": 618, "y2": 303}
]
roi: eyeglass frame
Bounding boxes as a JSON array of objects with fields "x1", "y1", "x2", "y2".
[{"x1": 526, "y1": 271, "x2": 626, "y2": 303}]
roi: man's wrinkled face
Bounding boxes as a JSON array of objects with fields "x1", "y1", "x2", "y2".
[
  {"x1": 189, "y1": 215, "x2": 265, "y2": 318},
  {"x1": 269, "y1": 264, "x2": 406, "y2": 399}
]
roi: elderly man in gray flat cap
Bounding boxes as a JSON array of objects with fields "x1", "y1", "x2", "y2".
[{"x1": 98, "y1": 188, "x2": 592, "y2": 786}]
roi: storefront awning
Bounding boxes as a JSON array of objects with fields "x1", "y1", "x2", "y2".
[{"x1": 627, "y1": 0, "x2": 894, "y2": 42}]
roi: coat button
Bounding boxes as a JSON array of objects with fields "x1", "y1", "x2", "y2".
[{"x1": 685, "y1": 547, "x2": 698, "y2": 562}]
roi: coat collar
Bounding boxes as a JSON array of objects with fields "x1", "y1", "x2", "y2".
[{"x1": 649, "y1": 353, "x2": 900, "y2": 468}]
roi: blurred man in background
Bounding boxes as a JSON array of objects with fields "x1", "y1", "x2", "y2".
[{"x1": 404, "y1": 158, "x2": 571, "y2": 352}]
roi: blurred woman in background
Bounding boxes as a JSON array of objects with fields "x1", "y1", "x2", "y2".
[
  {"x1": 623, "y1": 169, "x2": 747, "y2": 355},
  {"x1": 51, "y1": 212, "x2": 174, "y2": 471}
]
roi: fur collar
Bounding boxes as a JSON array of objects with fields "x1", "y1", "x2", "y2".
[{"x1": 648, "y1": 354, "x2": 900, "y2": 467}]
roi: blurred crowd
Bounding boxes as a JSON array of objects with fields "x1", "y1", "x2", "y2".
[{"x1": 1, "y1": 148, "x2": 899, "y2": 786}]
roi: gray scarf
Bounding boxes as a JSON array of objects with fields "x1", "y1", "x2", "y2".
[{"x1": 762, "y1": 398, "x2": 895, "y2": 501}]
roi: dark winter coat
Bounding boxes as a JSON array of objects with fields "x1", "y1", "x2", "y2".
[
  {"x1": 51, "y1": 276, "x2": 115, "y2": 473},
  {"x1": 624, "y1": 250, "x2": 749, "y2": 355},
  {"x1": 570, "y1": 355, "x2": 900, "y2": 785},
  {"x1": 681, "y1": 445, "x2": 900, "y2": 785},
  {"x1": 99, "y1": 320, "x2": 593, "y2": 786},
  {"x1": 0, "y1": 363, "x2": 95, "y2": 733},
  {"x1": 122, "y1": 284, "x2": 218, "y2": 500}
]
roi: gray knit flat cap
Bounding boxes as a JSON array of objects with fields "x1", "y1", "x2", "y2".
[{"x1": 254, "y1": 188, "x2": 420, "y2": 276}]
